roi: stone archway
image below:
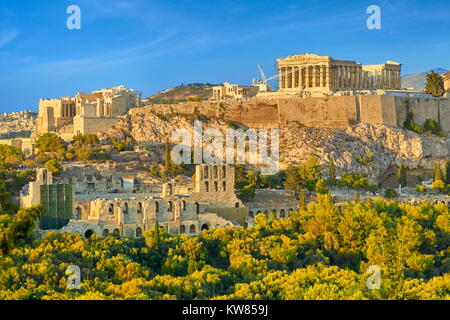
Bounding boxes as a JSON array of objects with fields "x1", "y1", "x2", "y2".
[
  {"x1": 85, "y1": 229, "x2": 94, "y2": 239},
  {"x1": 201, "y1": 224, "x2": 209, "y2": 231},
  {"x1": 189, "y1": 224, "x2": 196, "y2": 234},
  {"x1": 103, "y1": 229, "x2": 109, "y2": 237},
  {"x1": 136, "y1": 227, "x2": 142, "y2": 237}
]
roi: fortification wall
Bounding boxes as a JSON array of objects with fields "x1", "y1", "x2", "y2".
[
  {"x1": 139, "y1": 95, "x2": 450, "y2": 133},
  {"x1": 277, "y1": 96, "x2": 357, "y2": 129},
  {"x1": 73, "y1": 116, "x2": 120, "y2": 136},
  {"x1": 392, "y1": 96, "x2": 450, "y2": 133}
]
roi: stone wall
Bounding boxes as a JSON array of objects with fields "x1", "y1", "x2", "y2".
[
  {"x1": 163, "y1": 95, "x2": 450, "y2": 133},
  {"x1": 393, "y1": 96, "x2": 450, "y2": 132},
  {"x1": 277, "y1": 96, "x2": 357, "y2": 129},
  {"x1": 73, "y1": 116, "x2": 120, "y2": 136}
]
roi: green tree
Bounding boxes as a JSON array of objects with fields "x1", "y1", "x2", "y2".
[
  {"x1": 298, "y1": 189, "x2": 306, "y2": 211},
  {"x1": 284, "y1": 155, "x2": 322, "y2": 192},
  {"x1": 36, "y1": 133, "x2": 65, "y2": 154},
  {"x1": 0, "y1": 206, "x2": 42, "y2": 254},
  {"x1": 444, "y1": 160, "x2": 450, "y2": 185},
  {"x1": 425, "y1": 71, "x2": 445, "y2": 97},
  {"x1": 0, "y1": 179, "x2": 17, "y2": 214},
  {"x1": 45, "y1": 159, "x2": 62, "y2": 175},
  {"x1": 398, "y1": 163, "x2": 407, "y2": 188},
  {"x1": 0, "y1": 144, "x2": 24, "y2": 170},
  {"x1": 328, "y1": 157, "x2": 336, "y2": 186},
  {"x1": 239, "y1": 185, "x2": 256, "y2": 200},
  {"x1": 434, "y1": 163, "x2": 443, "y2": 182},
  {"x1": 315, "y1": 179, "x2": 329, "y2": 194}
]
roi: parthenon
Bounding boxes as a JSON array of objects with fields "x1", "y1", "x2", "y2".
[{"x1": 277, "y1": 53, "x2": 402, "y2": 94}]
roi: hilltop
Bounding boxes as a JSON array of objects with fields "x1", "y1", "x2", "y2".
[{"x1": 145, "y1": 83, "x2": 218, "y2": 104}]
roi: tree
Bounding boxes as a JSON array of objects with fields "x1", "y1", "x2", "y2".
[
  {"x1": 45, "y1": 159, "x2": 62, "y2": 175},
  {"x1": 425, "y1": 71, "x2": 445, "y2": 97},
  {"x1": 35, "y1": 133, "x2": 65, "y2": 154},
  {"x1": 0, "y1": 144, "x2": 24, "y2": 170},
  {"x1": 398, "y1": 163, "x2": 407, "y2": 188},
  {"x1": 161, "y1": 139, "x2": 183, "y2": 178},
  {"x1": 239, "y1": 185, "x2": 256, "y2": 200},
  {"x1": 434, "y1": 163, "x2": 443, "y2": 182},
  {"x1": 328, "y1": 157, "x2": 336, "y2": 186},
  {"x1": 0, "y1": 206, "x2": 42, "y2": 254},
  {"x1": 315, "y1": 179, "x2": 329, "y2": 195},
  {"x1": 299, "y1": 189, "x2": 306, "y2": 211},
  {"x1": 163, "y1": 139, "x2": 173, "y2": 174},
  {"x1": 0, "y1": 179, "x2": 17, "y2": 215},
  {"x1": 444, "y1": 160, "x2": 450, "y2": 185},
  {"x1": 284, "y1": 155, "x2": 322, "y2": 192}
]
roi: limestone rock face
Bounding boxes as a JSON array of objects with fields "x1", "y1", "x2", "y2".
[
  {"x1": 99, "y1": 110, "x2": 449, "y2": 183},
  {"x1": 281, "y1": 122, "x2": 449, "y2": 182}
]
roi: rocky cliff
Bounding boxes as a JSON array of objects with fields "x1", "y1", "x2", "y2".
[{"x1": 99, "y1": 107, "x2": 449, "y2": 184}]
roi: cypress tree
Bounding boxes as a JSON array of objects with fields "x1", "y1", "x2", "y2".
[
  {"x1": 299, "y1": 189, "x2": 306, "y2": 211},
  {"x1": 163, "y1": 139, "x2": 172, "y2": 176},
  {"x1": 445, "y1": 160, "x2": 450, "y2": 185},
  {"x1": 434, "y1": 163, "x2": 443, "y2": 182},
  {"x1": 329, "y1": 157, "x2": 336, "y2": 186},
  {"x1": 398, "y1": 163, "x2": 407, "y2": 187}
]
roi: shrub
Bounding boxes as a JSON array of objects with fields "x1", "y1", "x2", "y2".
[
  {"x1": 315, "y1": 179, "x2": 329, "y2": 194},
  {"x1": 44, "y1": 159, "x2": 62, "y2": 175},
  {"x1": 384, "y1": 188, "x2": 398, "y2": 198},
  {"x1": 415, "y1": 185, "x2": 426, "y2": 193},
  {"x1": 424, "y1": 119, "x2": 445, "y2": 137},
  {"x1": 403, "y1": 112, "x2": 422, "y2": 134},
  {"x1": 432, "y1": 180, "x2": 445, "y2": 192}
]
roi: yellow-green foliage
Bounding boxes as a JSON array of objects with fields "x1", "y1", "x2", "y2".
[{"x1": 0, "y1": 199, "x2": 449, "y2": 300}]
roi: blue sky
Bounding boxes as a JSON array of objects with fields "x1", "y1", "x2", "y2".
[{"x1": 0, "y1": 0, "x2": 449, "y2": 112}]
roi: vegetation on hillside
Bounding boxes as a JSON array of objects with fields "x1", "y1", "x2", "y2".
[
  {"x1": 0, "y1": 196, "x2": 448, "y2": 300},
  {"x1": 146, "y1": 83, "x2": 218, "y2": 104}
]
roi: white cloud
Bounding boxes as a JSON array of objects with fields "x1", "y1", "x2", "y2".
[{"x1": 0, "y1": 29, "x2": 18, "y2": 47}]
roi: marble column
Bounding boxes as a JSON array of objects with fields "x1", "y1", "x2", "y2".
[
  {"x1": 305, "y1": 66, "x2": 309, "y2": 88},
  {"x1": 292, "y1": 66, "x2": 296, "y2": 88},
  {"x1": 299, "y1": 67, "x2": 304, "y2": 89}
]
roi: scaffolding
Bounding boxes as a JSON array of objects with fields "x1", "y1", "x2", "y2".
[{"x1": 40, "y1": 184, "x2": 73, "y2": 230}]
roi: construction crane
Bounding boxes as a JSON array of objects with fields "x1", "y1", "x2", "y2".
[{"x1": 252, "y1": 64, "x2": 295, "y2": 86}]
